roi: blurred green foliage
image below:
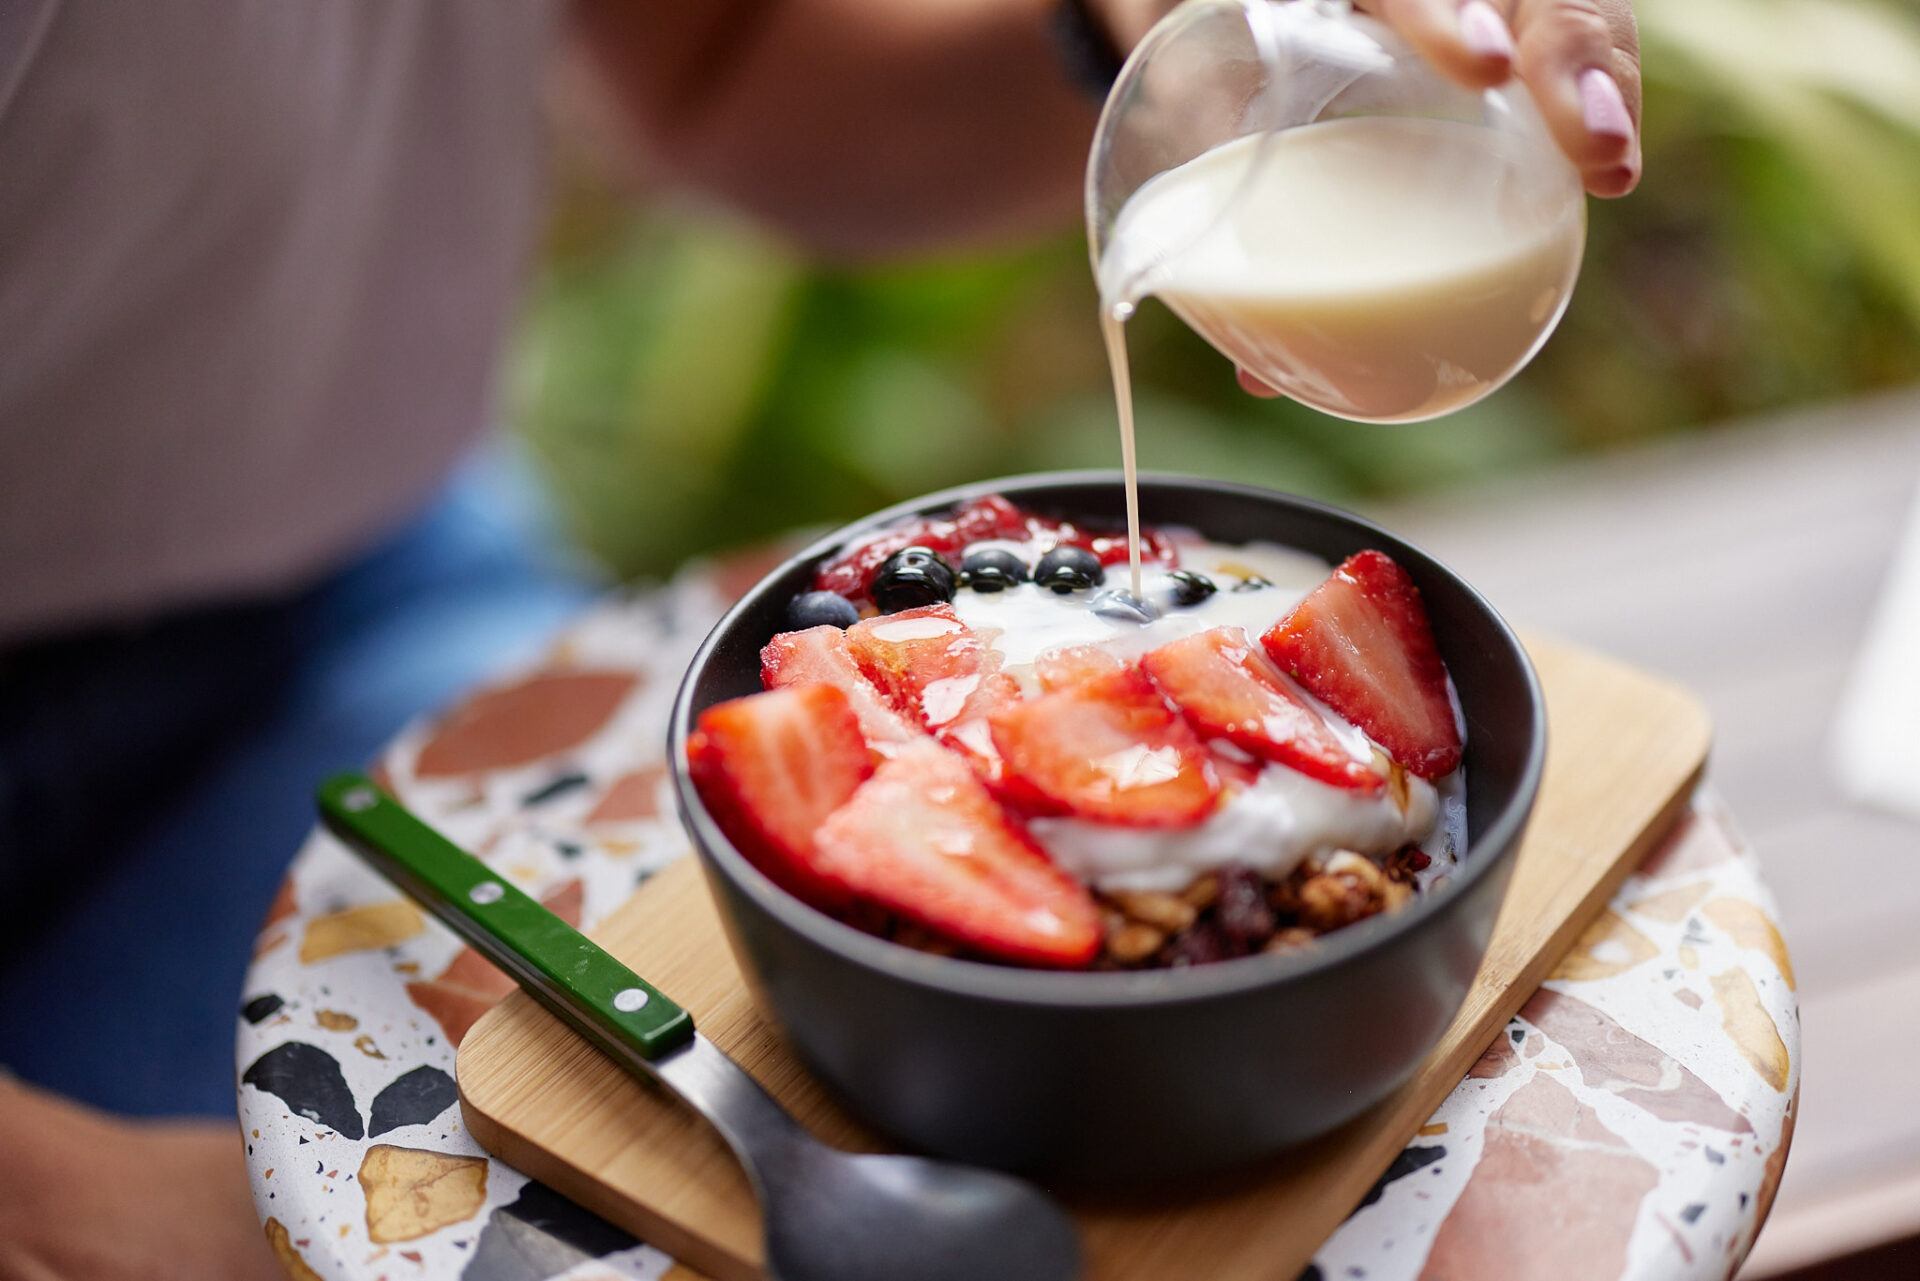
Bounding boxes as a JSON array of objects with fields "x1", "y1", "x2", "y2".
[{"x1": 511, "y1": 0, "x2": 1920, "y2": 581}]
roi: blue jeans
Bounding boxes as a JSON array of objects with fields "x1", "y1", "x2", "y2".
[{"x1": 0, "y1": 452, "x2": 599, "y2": 1117}]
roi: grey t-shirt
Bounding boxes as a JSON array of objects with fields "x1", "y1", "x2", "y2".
[{"x1": 0, "y1": 0, "x2": 556, "y2": 641}]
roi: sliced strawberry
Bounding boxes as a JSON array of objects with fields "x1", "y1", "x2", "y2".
[
  {"x1": 1141, "y1": 627, "x2": 1385, "y2": 792},
  {"x1": 762, "y1": 626, "x2": 923, "y2": 751},
  {"x1": 812, "y1": 743, "x2": 1102, "y2": 967},
  {"x1": 1033, "y1": 644, "x2": 1126, "y2": 693},
  {"x1": 686, "y1": 685, "x2": 874, "y2": 910},
  {"x1": 1261, "y1": 550, "x2": 1462, "y2": 779},
  {"x1": 1208, "y1": 744, "x2": 1264, "y2": 791},
  {"x1": 845, "y1": 604, "x2": 1002, "y2": 731},
  {"x1": 935, "y1": 670, "x2": 1025, "y2": 787},
  {"x1": 988, "y1": 667, "x2": 1220, "y2": 827}
]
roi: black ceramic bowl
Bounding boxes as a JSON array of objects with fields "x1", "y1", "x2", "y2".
[{"x1": 670, "y1": 473, "x2": 1543, "y2": 1184}]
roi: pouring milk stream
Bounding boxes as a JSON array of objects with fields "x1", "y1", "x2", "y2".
[{"x1": 1089, "y1": 0, "x2": 1586, "y2": 593}]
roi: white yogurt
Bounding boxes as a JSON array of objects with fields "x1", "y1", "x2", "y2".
[
  {"x1": 946, "y1": 534, "x2": 1466, "y2": 893},
  {"x1": 1032, "y1": 764, "x2": 1440, "y2": 893}
]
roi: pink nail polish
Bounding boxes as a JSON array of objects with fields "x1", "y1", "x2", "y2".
[
  {"x1": 1459, "y1": 1, "x2": 1514, "y2": 62},
  {"x1": 1579, "y1": 68, "x2": 1634, "y2": 141}
]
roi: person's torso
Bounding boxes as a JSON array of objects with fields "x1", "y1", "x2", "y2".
[{"x1": 0, "y1": 0, "x2": 556, "y2": 640}]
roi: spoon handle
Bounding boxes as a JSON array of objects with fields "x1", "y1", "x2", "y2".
[{"x1": 316, "y1": 773, "x2": 695, "y2": 1063}]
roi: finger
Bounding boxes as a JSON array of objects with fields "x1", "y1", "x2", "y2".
[
  {"x1": 1509, "y1": 0, "x2": 1642, "y2": 196},
  {"x1": 1353, "y1": 0, "x2": 1517, "y2": 91},
  {"x1": 1237, "y1": 368, "x2": 1283, "y2": 398}
]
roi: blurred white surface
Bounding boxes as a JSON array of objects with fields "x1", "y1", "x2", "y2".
[{"x1": 1831, "y1": 481, "x2": 1920, "y2": 823}]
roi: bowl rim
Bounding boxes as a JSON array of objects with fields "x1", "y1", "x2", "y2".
[{"x1": 669, "y1": 470, "x2": 1545, "y2": 1009}]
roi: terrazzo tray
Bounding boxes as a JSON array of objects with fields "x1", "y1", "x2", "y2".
[{"x1": 452, "y1": 635, "x2": 1712, "y2": 1281}]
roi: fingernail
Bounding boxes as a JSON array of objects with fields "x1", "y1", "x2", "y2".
[
  {"x1": 1579, "y1": 67, "x2": 1634, "y2": 141},
  {"x1": 1458, "y1": 1, "x2": 1514, "y2": 62}
]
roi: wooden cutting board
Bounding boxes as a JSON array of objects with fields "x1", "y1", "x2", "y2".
[{"x1": 458, "y1": 635, "x2": 1710, "y2": 1281}]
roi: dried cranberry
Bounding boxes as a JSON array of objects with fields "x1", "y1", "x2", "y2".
[
  {"x1": 1385, "y1": 844, "x2": 1433, "y2": 884},
  {"x1": 1215, "y1": 864, "x2": 1277, "y2": 951},
  {"x1": 1165, "y1": 922, "x2": 1230, "y2": 967}
]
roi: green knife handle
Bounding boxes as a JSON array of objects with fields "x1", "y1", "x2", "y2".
[{"x1": 316, "y1": 772, "x2": 694, "y2": 1061}]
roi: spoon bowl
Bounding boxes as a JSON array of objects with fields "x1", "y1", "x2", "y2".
[{"x1": 762, "y1": 1147, "x2": 1081, "y2": 1281}]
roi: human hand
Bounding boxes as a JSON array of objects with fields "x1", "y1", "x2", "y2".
[
  {"x1": 1225, "y1": 0, "x2": 1639, "y2": 398},
  {"x1": 0, "y1": 1079, "x2": 282, "y2": 1281},
  {"x1": 1351, "y1": 0, "x2": 1641, "y2": 197},
  {"x1": 1104, "y1": 0, "x2": 1639, "y2": 198}
]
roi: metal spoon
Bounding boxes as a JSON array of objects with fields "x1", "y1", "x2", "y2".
[{"x1": 317, "y1": 773, "x2": 1081, "y2": 1281}]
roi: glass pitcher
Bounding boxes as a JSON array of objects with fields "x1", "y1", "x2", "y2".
[{"x1": 1088, "y1": 0, "x2": 1586, "y2": 423}]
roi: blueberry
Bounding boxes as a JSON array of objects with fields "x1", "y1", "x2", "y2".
[
  {"x1": 786, "y1": 590, "x2": 861, "y2": 630},
  {"x1": 1034, "y1": 545, "x2": 1104, "y2": 594},
  {"x1": 1166, "y1": 570, "x2": 1218, "y2": 608},
  {"x1": 870, "y1": 546, "x2": 956, "y2": 613},
  {"x1": 959, "y1": 548, "x2": 1028, "y2": 593},
  {"x1": 1231, "y1": 574, "x2": 1273, "y2": 593},
  {"x1": 1091, "y1": 589, "x2": 1157, "y2": 624}
]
